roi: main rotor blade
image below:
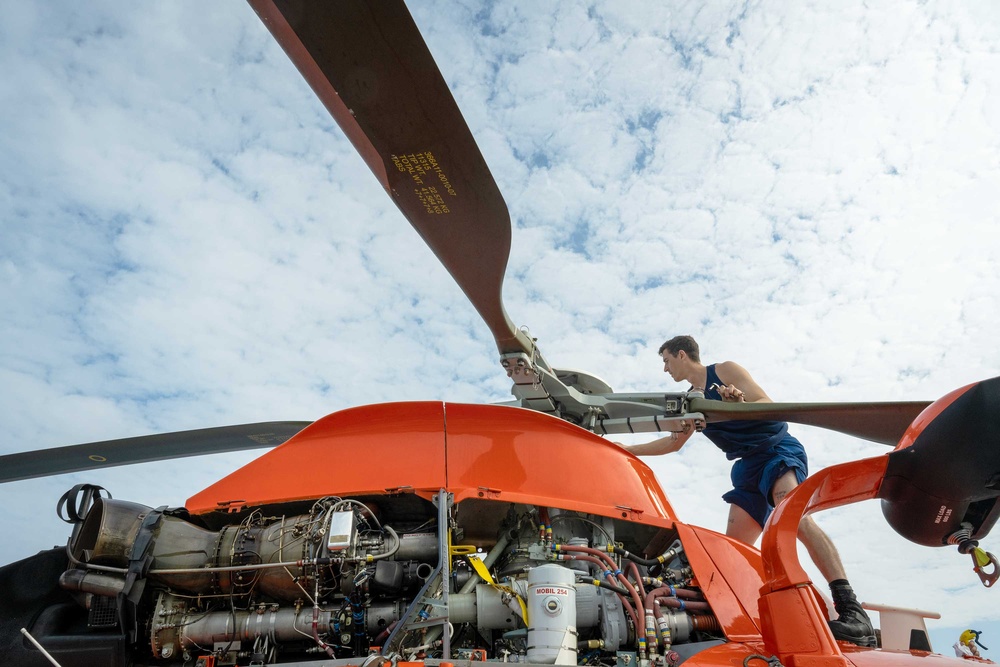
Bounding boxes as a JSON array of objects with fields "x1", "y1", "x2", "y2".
[
  {"x1": 249, "y1": 0, "x2": 532, "y2": 355},
  {"x1": 0, "y1": 422, "x2": 312, "y2": 484},
  {"x1": 687, "y1": 398, "x2": 931, "y2": 446}
]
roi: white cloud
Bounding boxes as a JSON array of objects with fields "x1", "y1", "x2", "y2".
[{"x1": 2, "y1": 0, "x2": 1000, "y2": 653}]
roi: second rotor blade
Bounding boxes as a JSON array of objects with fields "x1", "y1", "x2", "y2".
[
  {"x1": 0, "y1": 421, "x2": 312, "y2": 484},
  {"x1": 687, "y1": 398, "x2": 931, "y2": 446}
]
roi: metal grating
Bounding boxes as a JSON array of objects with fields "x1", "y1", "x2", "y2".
[{"x1": 87, "y1": 594, "x2": 119, "y2": 629}]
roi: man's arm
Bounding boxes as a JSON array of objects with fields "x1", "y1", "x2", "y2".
[
  {"x1": 618, "y1": 422, "x2": 695, "y2": 456},
  {"x1": 714, "y1": 361, "x2": 772, "y2": 403}
]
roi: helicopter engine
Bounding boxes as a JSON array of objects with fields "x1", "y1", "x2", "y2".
[{"x1": 53, "y1": 493, "x2": 717, "y2": 666}]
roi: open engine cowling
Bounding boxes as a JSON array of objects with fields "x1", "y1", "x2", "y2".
[{"x1": 42, "y1": 492, "x2": 719, "y2": 666}]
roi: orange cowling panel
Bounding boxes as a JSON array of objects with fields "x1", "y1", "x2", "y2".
[
  {"x1": 681, "y1": 642, "x2": 768, "y2": 667},
  {"x1": 845, "y1": 647, "x2": 966, "y2": 667},
  {"x1": 678, "y1": 524, "x2": 763, "y2": 641},
  {"x1": 444, "y1": 403, "x2": 676, "y2": 523},
  {"x1": 894, "y1": 381, "x2": 975, "y2": 451},
  {"x1": 186, "y1": 402, "x2": 677, "y2": 523},
  {"x1": 186, "y1": 402, "x2": 448, "y2": 513}
]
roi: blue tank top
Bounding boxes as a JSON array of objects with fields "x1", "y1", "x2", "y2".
[{"x1": 701, "y1": 364, "x2": 788, "y2": 460}]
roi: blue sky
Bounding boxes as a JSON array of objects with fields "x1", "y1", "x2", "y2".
[{"x1": 2, "y1": 0, "x2": 1000, "y2": 656}]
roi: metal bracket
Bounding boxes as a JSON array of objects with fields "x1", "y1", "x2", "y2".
[
  {"x1": 615, "y1": 505, "x2": 645, "y2": 521},
  {"x1": 971, "y1": 547, "x2": 1000, "y2": 587}
]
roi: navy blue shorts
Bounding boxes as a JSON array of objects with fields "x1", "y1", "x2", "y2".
[{"x1": 722, "y1": 435, "x2": 808, "y2": 528}]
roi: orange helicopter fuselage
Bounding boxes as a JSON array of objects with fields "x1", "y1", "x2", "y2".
[{"x1": 184, "y1": 401, "x2": 957, "y2": 667}]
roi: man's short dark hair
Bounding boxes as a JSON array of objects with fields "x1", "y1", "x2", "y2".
[{"x1": 658, "y1": 335, "x2": 700, "y2": 362}]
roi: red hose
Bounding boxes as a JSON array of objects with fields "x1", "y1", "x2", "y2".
[
  {"x1": 556, "y1": 544, "x2": 646, "y2": 645},
  {"x1": 627, "y1": 561, "x2": 646, "y2": 598},
  {"x1": 655, "y1": 594, "x2": 711, "y2": 612},
  {"x1": 559, "y1": 554, "x2": 640, "y2": 631},
  {"x1": 691, "y1": 614, "x2": 721, "y2": 632}
]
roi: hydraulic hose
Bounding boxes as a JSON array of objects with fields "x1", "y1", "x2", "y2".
[
  {"x1": 627, "y1": 561, "x2": 646, "y2": 598},
  {"x1": 560, "y1": 554, "x2": 640, "y2": 630},
  {"x1": 555, "y1": 544, "x2": 646, "y2": 653},
  {"x1": 612, "y1": 544, "x2": 682, "y2": 568},
  {"x1": 644, "y1": 580, "x2": 705, "y2": 601},
  {"x1": 558, "y1": 545, "x2": 645, "y2": 608},
  {"x1": 655, "y1": 594, "x2": 711, "y2": 612},
  {"x1": 554, "y1": 544, "x2": 645, "y2": 611},
  {"x1": 691, "y1": 614, "x2": 721, "y2": 633},
  {"x1": 644, "y1": 582, "x2": 711, "y2": 652}
]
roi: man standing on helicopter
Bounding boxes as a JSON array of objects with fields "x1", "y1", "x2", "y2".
[{"x1": 624, "y1": 334, "x2": 876, "y2": 648}]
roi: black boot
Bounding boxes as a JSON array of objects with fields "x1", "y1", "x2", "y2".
[{"x1": 828, "y1": 580, "x2": 877, "y2": 648}]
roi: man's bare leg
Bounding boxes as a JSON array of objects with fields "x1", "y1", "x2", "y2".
[
  {"x1": 770, "y1": 470, "x2": 875, "y2": 647},
  {"x1": 726, "y1": 503, "x2": 763, "y2": 545},
  {"x1": 771, "y1": 472, "x2": 848, "y2": 581}
]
